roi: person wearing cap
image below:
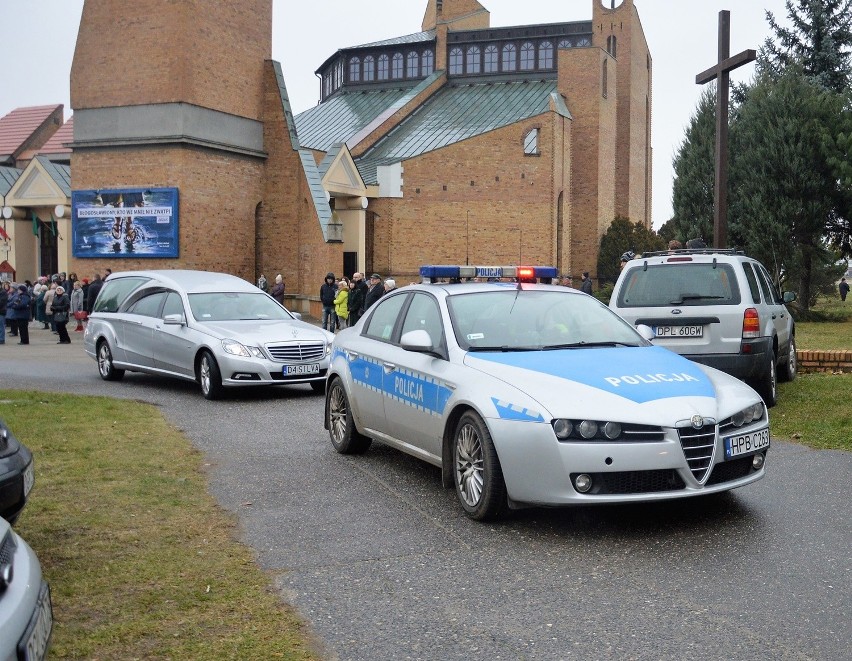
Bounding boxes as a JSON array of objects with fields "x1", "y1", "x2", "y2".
[
  {"x1": 51, "y1": 285, "x2": 72, "y2": 344},
  {"x1": 580, "y1": 271, "x2": 593, "y2": 294},
  {"x1": 9, "y1": 284, "x2": 32, "y2": 344},
  {"x1": 364, "y1": 273, "x2": 384, "y2": 312},
  {"x1": 620, "y1": 251, "x2": 635, "y2": 270}
]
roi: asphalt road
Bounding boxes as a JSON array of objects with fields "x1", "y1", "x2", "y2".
[{"x1": 2, "y1": 322, "x2": 850, "y2": 660}]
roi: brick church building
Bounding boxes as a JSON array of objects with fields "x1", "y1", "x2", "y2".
[{"x1": 54, "y1": 0, "x2": 650, "y2": 314}]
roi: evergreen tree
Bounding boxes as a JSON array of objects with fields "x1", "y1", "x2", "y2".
[
  {"x1": 762, "y1": 0, "x2": 852, "y2": 93},
  {"x1": 597, "y1": 216, "x2": 665, "y2": 283},
  {"x1": 670, "y1": 88, "x2": 717, "y2": 245},
  {"x1": 729, "y1": 67, "x2": 846, "y2": 308}
]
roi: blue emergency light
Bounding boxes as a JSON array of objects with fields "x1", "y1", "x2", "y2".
[{"x1": 419, "y1": 265, "x2": 558, "y2": 283}]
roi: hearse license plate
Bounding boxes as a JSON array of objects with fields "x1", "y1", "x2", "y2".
[
  {"x1": 285, "y1": 363, "x2": 320, "y2": 376},
  {"x1": 18, "y1": 582, "x2": 52, "y2": 661},
  {"x1": 654, "y1": 325, "x2": 703, "y2": 338},
  {"x1": 724, "y1": 427, "x2": 770, "y2": 459}
]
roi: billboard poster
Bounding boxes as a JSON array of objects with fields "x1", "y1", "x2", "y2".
[{"x1": 72, "y1": 187, "x2": 179, "y2": 258}]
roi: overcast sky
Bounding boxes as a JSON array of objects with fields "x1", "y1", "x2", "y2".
[{"x1": 0, "y1": 0, "x2": 792, "y2": 229}]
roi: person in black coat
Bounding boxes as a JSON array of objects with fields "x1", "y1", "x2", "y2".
[
  {"x1": 9, "y1": 285, "x2": 31, "y2": 344},
  {"x1": 86, "y1": 274, "x2": 104, "y2": 313},
  {"x1": 320, "y1": 272, "x2": 337, "y2": 332},
  {"x1": 347, "y1": 272, "x2": 367, "y2": 325},
  {"x1": 363, "y1": 273, "x2": 385, "y2": 312},
  {"x1": 0, "y1": 283, "x2": 7, "y2": 344}
]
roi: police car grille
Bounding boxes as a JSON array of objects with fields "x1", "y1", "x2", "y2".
[
  {"x1": 621, "y1": 425, "x2": 665, "y2": 442},
  {"x1": 678, "y1": 424, "x2": 716, "y2": 482},
  {"x1": 0, "y1": 530, "x2": 16, "y2": 564},
  {"x1": 706, "y1": 456, "x2": 754, "y2": 485},
  {"x1": 571, "y1": 470, "x2": 685, "y2": 494},
  {"x1": 266, "y1": 341, "x2": 325, "y2": 362}
]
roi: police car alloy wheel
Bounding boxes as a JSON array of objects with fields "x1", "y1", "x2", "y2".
[
  {"x1": 327, "y1": 378, "x2": 372, "y2": 454},
  {"x1": 453, "y1": 412, "x2": 507, "y2": 521}
]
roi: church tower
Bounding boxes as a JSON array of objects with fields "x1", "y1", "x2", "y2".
[
  {"x1": 69, "y1": 0, "x2": 272, "y2": 278},
  {"x1": 422, "y1": 0, "x2": 490, "y2": 70}
]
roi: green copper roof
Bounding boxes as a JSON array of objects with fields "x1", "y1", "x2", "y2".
[
  {"x1": 295, "y1": 86, "x2": 419, "y2": 153},
  {"x1": 355, "y1": 80, "x2": 558, "y2": 184},
  {"x1": 348, "y1": 30, "x2": 436, "y2": 50},
  {"x1": 0, "y1": 165, "x2": 22, "y2": 197},
  {"x1": 36, "y1": 156, "x2": 71, "y2": 196}
]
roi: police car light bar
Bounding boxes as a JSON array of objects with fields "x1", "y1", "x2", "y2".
[{"x1": 419, "y1": 265, "x2": 558, "y2": 283}]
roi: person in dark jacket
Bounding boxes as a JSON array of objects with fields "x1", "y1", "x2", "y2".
[
  {"x1": 580, "y1": 272, "x2": 593, "y2": 295},
  {"x1": 9, "y1": 285, "x2": 31, "y2": 344},
  {"x1": 270, "y1": 274, "x2": 285, "y2": 304},
  {"x1": 0, "y1": 282, "x2": 7, "y2": 344},
  {"x1": 51, "y1": 285, "x2": 72, "y2": 344},
  {"x1": 348, "y1": 272, "x2": 367, "y2": 325},
  {"x1": 320, "y1": 272, "x2": 337, "y2": 332},
  {"x1": 86, "y1": 274, "x2": 104, "y2": 313},
  {"x1": 363, "y1": 273, "x2": 384, "y2": 312}
]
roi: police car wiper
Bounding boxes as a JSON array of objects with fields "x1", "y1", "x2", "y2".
[
  {"x1": 543, "y1": 341, "x2": 637, "y2": 349},
  {"x1": 468, "y1": 345, "x2": 541, "y2": 352},
  {"x1": 669, "y1": 294, "x2": 725, "y2": 304}
]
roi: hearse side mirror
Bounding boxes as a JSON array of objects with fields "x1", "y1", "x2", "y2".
[{"x1": 163, "y1": 313, "x2": 186, "y2": 326}]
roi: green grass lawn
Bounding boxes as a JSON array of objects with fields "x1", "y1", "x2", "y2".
[
  {"x1": 793, "y1": 294, "x2": 852, "y2": 350},
  {"x1": 2, "y1": 390, "x2": 319, "y2": 661}
]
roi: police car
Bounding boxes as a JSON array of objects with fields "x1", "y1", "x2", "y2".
[{"x1": 324, "y1": 265, "x2": 770, "y2": 521}]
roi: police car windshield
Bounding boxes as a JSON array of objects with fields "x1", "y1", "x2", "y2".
[{"x1": 447, "y1": 289, "x2": 644, "y2": 351}]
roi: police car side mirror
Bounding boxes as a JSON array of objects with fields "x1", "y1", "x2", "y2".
[
  {"x1": 400, "y1": 329, "x2": 434, "y2": 353},
  {"x1": 635, "y1": 324, "x2": 656, "y2": 341}
]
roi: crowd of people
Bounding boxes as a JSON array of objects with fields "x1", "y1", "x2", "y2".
[{"x1": 1, "y1": 270, "x2": 110, "y2": 345}]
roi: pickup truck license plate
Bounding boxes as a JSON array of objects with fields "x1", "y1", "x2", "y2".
[
  {"x1": 285, "y1": 363, "x2": 320, "y2": 376},
  {"x1": 18, "y1": 582, "x2": 52, "y2": 661},
  {"x1": 654, "y1": 325, "x2": 703, "y2": 337},
  {"x1": 724, "y1": 427, "x2": 770, "y2": 459}
]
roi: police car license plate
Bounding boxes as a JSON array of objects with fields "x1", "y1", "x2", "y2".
[
  {"x1": 724, "y1": 427, "x2": 770, "y2": 459},
  {"x1": 18, "y1": 582, "x2": 52, "y2": 661},
  {"x1": 23, "y1": 461, "x2": 34, "y2": 498},
  {"x1": 285, "y1": 363, "x2": 319, "y2": 376},
  {"x1": 654, "y1": 325, "x2": 703, "y2": 337}
]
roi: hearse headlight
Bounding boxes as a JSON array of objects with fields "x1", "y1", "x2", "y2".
[
  {"x1": 553, "y1": 419, "x2": 573, "y2": 439},
  {"x1": 222, "y1": 339, "x2": 262, "y2": 358}
]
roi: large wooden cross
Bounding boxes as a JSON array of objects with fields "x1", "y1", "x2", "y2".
[{"x1": 696, "y1": 10, "x2": 756, "y2": 249}]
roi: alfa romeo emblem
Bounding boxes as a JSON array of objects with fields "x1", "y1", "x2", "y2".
[{"x1": 691, "y1": 415, "x2": 704, "y2": 429}]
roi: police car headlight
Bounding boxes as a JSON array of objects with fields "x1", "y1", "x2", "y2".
[
  {"x1": 749, "y1": 402, "x2": 764, "y2": 422},
  {"x1": 729, "y1": 402, "x2": 764, "y2": 427},
  {"x1": 732, "y1": 410, "x2": 746, "y2": 427},
  {"x1": 577, "y1": 420, "x2": 598, "y2": 439},
  {"x1": 602, "y1": 422, "x2": 622, "y2": 439},
  {"x1": 553, "y1": 419, "x2": 573, "y2": 439}
]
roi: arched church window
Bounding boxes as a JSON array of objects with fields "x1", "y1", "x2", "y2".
[
  {"x1": 422, "y1": 49, "x2": 434, "y2": 75},
  {"x1": 539, "y1": 41, "x2": 554, "y2": 69},
  {"x1": 449, "y1": 47, "x2": 463, "y2": 75},
  {"x1": 520, "y1": 42, "x2": 535, "y2": 70},
  {"x1": 378, "y1": 54, "x2": 389, "y2": 80},
  {"x1": 349, "y1": 57, "x2": 361, "y2": 82},
  {"x1": 407, "y1": 51, "x2": 419, "y2": 78},
  {"x1": 577, "y1": 37, "x2": 591, "y2": 47},
  {"x1": 484, "y1": 44, "x2": 498, "y2": 73},
  {"x1": 502, "y1": 43, "x2": 517, "y2": 71},
  {"x1": 392, "y1": 53, "x2": 404, "y2": 79},
  {"x1": 363, "y1": 55, "x2": 375, "y2": 81},
  {"x1": 524, "y1": 128, "x2": 540, "y2": 155},
  {"x1": 558, "y1": 39, "x2": 573, "y2": 49},
  {"x1": 607, "y1": 35, "x2": 617, "y2": 58},
  {"x1": 466, "y1": 46, "x2": 481, "y2": 74}
]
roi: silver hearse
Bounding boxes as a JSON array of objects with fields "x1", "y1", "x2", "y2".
[{"x1": 83, "y1": 270, "x2": 334, "y2": 399}]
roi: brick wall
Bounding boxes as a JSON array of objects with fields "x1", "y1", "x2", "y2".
[{"x1": 797, "y1": 350, "x2": 852, "y2": 374}]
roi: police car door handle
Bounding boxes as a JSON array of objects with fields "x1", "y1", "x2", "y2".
[{"x1": 383, "y1": 362, "x2": 396, "y2": 373}]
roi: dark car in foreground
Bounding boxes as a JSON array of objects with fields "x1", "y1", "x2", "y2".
[
  {"x1": 0, "y1": 517, "x2": 53, "y2": 661},
  {"x1": 0, "y1": 419, "x2": 34, "y2": 525}
]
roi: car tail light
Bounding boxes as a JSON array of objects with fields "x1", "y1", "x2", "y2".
[{"x1": 742, "y1": 308, "x2": 760, "y2": 338}]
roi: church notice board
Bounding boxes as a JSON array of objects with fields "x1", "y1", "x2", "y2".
[{"x1": 72, "y1": 187, "x2": 179, "y2": 258}]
